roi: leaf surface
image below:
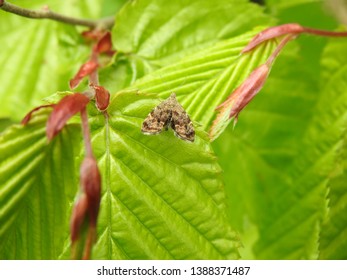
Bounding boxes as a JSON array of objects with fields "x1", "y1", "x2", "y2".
[
  {"x1": 108, "y1": 0, "x2": 274, "y2": 87},
  {"x1": 87, "y1": 92, "x2": 239, "y2": 259},
  {"x1": 319, "y1": 135, "x2": 347, "y2": 259},
  {"x1": 0, "y1": 109, "x2": 80, "y2": 259},
  {"x1": 318, "y1": 38, "x2": 347, "y2": 260}
]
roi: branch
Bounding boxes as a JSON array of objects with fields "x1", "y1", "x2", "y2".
[{"x1": 0, "y1": 1, "x2": 114, "y2": 29}]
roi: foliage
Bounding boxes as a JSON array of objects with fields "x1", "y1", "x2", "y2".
[{"x1": 0, "y1": 0, "x2": 347, "y2": 259}]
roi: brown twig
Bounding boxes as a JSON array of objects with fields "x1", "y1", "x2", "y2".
[{"x1": 0, "y1": 1, "x2": 114, "y2": 29}]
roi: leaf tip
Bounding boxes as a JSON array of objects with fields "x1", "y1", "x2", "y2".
[
  {"x1": 21, "y1": 104, "x2": 54, "y2": 126},
  {"x1": 69, "y1": 61, "x2": 99, "y2": 90}
]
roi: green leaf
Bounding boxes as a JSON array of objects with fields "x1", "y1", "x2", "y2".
[
  {"x1": 109, "y1": 0, "x2": 274, "y2": 85},
  {"x1": 122, "y1": 30, "x2": 277, "y2": 133},
  {"x1": 0, "y1": 119, "x2": 15, "y2": 133},
  {"x1": 318, "y1": 38, "x2": 347, "y2": 260},
  {"x1": 100, "y1": 0, "x2": 129, "y2": 17},
  {"x1": 319, "y1": 132, "x2": 347, "y2": 259},
  {"x1": 0, "y1": 108, "x2": 80, "y2": 259},
  {"x1": 114, "y1": 0, "x2": 271, "y2": 63},
  {"x1": 87, "y1": 92, "x2": 239, "y2": 259},
  {"x1": 0, "y1": 93, "x2": 239, "y2": 259}
]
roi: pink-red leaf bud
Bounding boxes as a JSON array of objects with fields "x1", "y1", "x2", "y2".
[{"x1": 91, "y1": 84, "x2": 110, "y2": 111}]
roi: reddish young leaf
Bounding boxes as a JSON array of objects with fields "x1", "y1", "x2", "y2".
[
  {"x1": 242, "y1": 23, "x2": 304, "y2": 53},
  {"x1": 21, "y1": 104, "x2": 54, "y2": 125},
  {"x1": 69, "y1": 60, "x2": 99, "y2": 89},
  {"x1": 92, "y1": 84, "x2": 110, "y2": 111},
  {"x1": 210, "y1": 64, "x2": 269, "y2": 141},
  {"x1": 46, "y1": 93, "x2": 90, "y2": 140},
  {"x1": 94, "y1": 32, "x2": 113, "y2": 54},
  {"x1": 80, "y1": 156, "x2": 101, "y2": 226},
  {"x1": 209, "y1": 34, "x2": 295, "y2": 141}
]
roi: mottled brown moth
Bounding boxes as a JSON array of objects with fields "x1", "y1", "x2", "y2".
[{"x1": 141, "y1": 93, "x2": 195, "y2": 142}]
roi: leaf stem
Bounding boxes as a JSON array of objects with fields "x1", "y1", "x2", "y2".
[
  {"x1": 303, "y1": 27, "x2": 347, "y2": 37},
  {"x1": 81, "y1": 108, "x2": 93, "y2": 158},
  {"x1": 0, "y1": 1, "x2": 114, "y2": 29}
]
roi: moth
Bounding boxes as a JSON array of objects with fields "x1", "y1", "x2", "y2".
[{"x1": 141, "y1": 93, "x2": 195, "y2": 142}]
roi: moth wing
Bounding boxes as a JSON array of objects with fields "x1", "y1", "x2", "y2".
[
  {"x1": 141, "y1": 102, "x2": 171, "y2": 135},
  {"x1": 171, "y1": 107, "x2": 195, "y2": 142}
]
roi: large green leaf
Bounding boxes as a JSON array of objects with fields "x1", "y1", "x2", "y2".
[
  {"x1": 0, "y1": 108, "x2": 80, "y2": 259},
  {"x1": 113, "y1": 0, "x2": 272, "y2": 64},
  {"x1": 85, "y1": 92, "x2": 239, "y2": 259},
  {"x1": 107, "y1": 0, "x2": 274, "y2": 88}
]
